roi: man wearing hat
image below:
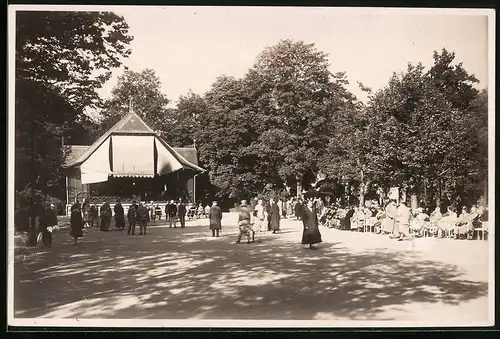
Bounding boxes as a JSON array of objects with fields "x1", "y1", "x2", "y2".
[
  {"x1": 167, "y1": 200, "x2": 178, "y2": 228},
  {"x1": 178, "y1": 199, "x2": 187, "y2": 228},
  {"x1": 236, "y1": 200, "x2": 252, "y2": 244},
  {"x1": 127, "y1": 200, "x2": 138, "y2": 235},
  {"x1": 209, "y1": 200, "x2": 222, "y2": 237}
]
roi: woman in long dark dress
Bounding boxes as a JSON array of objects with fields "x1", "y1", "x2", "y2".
[
  {"x1": 269, "y1": 199, "x2": 281, "y2": 234},
  {"x1": 114, "y1": 199, "x2": 125, "y2": 230},
  {"x1": 301, "y1": 199, "x2": 322, "y2": 249},
  {"x1": 100, "y1": 202, "x2": 112, "y2": 231},
  {"x1": 70, "y1": 203, "x2": 84, "y2": 245}
]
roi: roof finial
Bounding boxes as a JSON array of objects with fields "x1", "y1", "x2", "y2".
[{"x1": 129, "y1": 97, "x2": 134, "y2": 114}]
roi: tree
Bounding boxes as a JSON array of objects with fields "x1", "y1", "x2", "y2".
[
  {"x1": 246, "y1": 39, "x2": 356, "y2": 196},
  {"x1": 195, "y1": 76, "x2": 263, "y2": 199},
  {"x1": 161, "y1": 92, "x2": 208, "y2": 147},
  {"x1": 16, "y1": 11, "x2": 133, "y2": 111},
  {"x1": 15, "y1": 11, "x2": 133, "y2": 244},
  {"x1": 98, "y1": 69, "x2": 170, "y2": 134},
  {"x1": 318, "y1": 98, "x2": 380, "y2": 206},
  {"x1": 361, "y1": 49, "x2": 486, "y2": 207}
]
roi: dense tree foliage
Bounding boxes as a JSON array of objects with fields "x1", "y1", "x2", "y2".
[
  {"x1": 151, "y1": 43, "x2": 487, "y2": 206},
  {"x1": 16, "y1": 11, "x2": 133, "y2": 111},
  {"x1": 320, "y1": 49, "x2": 488, "y2": 207},
  {"x1": 97, "y1": 69, "x2": 170, "y2": 134},
  {"x1": 17, "y1": 17, "x2": 488, "y2": 221},
  {"x1": 15, "y1": 11, "x2": 133, "y2": 240}
]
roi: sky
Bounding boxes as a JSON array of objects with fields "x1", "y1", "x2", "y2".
[{"x1": 94, "y1": 6, "x2": 490, "y2": 113}]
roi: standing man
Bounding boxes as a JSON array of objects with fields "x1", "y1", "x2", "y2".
[
  {"x1": 178, "y1": 199, "x2": 187, "y2": 228},
  {"x1": 137, "y1": 202, "x2": 149, "y2": 235},
  {"x1": 209, "y1": 201, "x2": 222, "y2": 237},
  {"x1": 165, "y1": 200, "x2": 171, "y2": 223},
  {"x1": 269, "y1": 198, "x2": 281, "y2": 234},
  {"x1": 127, "y1": 201, "x2": 138, "y2": 236},
  {"x1": 168, "y1": 200, "x2": 178, "y2": 228},
  {"x1": 114, "y1": 199, "x2": 125, "y2": 230}
]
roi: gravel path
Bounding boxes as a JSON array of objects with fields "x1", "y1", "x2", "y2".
[{"x1": 11, "y1": 213, "x2": 491, "y2": 325}]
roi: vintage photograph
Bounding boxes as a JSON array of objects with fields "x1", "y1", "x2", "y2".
[{"x1": 8, "y1": 5, "x2": 494, "y2": 328}]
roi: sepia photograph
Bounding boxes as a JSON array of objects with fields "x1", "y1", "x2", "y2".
[{"x1": 7, "y1": 5, "x2": 495, "y2": 328}]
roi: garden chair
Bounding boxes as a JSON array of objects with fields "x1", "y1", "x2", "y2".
[
  {"x1": 424, "y1": 222, "x2": 439, "y2": 238},
  {"x1": 437, "y1": 219, "x2": 452, "y2": 238},
  {"x1": 474, "y1": 221, "x2": 488, "y2": 240},
  {"x1": 364, "y1": 217, "x2": 376, "y2": 233}
]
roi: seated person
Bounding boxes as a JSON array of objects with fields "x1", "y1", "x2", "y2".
[
  {"x1": 454, "y1": 206, "x2": 471, "y2": 239},
  {"x1": 430, "y1": 206, "x2": 442, "y2": 224},
  {"x1": 470, "y1": 206, "x2": 481, "y2": 230},
  {"x1": 479, "y1": 206, "x2": 488, "y2": 222},
  {"x1": 197, "y1": 205, "x2": 204, "y2": 218},
  {"x1": 155, "y1": 204, "x2": 162, "y2": 220},
  {"x1": 350, "y1": 207, "x2": 364, "y2": 231},
  {"x1": 412, "y1": 207, "x2": 430, "y2": 236}
]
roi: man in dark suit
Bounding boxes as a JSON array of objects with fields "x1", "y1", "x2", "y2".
[
  {"x1": 209, "y1": 201, "x2": 222, "y2": 237},
  {"x1": 127, "y1": 201, "x2": 138, "y2": 235},
  {"x1": 137, "y1": 202, "x2": 150, "y2": 235},
  {"x1": 167, "y1": 200, "x2": 178, "y2": 228},
  {"x1": 178, "y1": 199, "x2": 187, "y2": 228}
]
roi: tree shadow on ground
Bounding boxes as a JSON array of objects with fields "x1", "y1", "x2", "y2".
[{"x1": 13, "y1": 218, "x2": 489, "y2": 321}]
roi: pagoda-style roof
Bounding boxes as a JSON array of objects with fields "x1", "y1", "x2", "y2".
[{"x1": 63, "y1": 112, "x2": 205, "y2": 184}]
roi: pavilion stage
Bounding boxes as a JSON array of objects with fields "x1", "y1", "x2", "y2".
[{"x1": 62, "y1": 112, "x2": 205, "y2": 215}]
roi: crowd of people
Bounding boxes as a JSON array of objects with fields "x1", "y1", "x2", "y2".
[
  {"x1": 53, "y1": 193, "x2": 490, "y2": 248},
  {"x1": 318, "y1": 198, "x2": 489, "y2": 241},
  {"x1": 64, "y1": 195, "x2": 324, "y2": 249},
  {"x1": 217, "y1": 197, "x2": 322, "y2": 249},
  {"x1": 67, "y1": 198, "x2": 192, "y2": 245}
]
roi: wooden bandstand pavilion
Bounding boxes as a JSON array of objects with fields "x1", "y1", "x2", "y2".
[{"x1": 62, "y1": 110, "x2": 205, "y2": 215}]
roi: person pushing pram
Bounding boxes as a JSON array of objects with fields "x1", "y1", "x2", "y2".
[{"x1": 236, "y1": 200, "x2": 254, "y2": 244}]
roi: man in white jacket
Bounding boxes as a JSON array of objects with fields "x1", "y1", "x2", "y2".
[{"x1": 396, "y1": 200, "x2": 411, "y2": 241}]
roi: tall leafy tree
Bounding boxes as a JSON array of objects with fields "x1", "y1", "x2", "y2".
[
  {"x1": 245, "y1": 39, "x2": 356, "y2": 195},
  {"x1": 16, "y1": 11, "x2": 133, "y2": 111},
  {"x1": 362, "y1": 49, "x2": 486, "y2": 207},
  {"x1": 98, "y1": 68, "x2": 170, "y2": 134},
  {"x1": 195, "y1": 76, "x2": 263, "y2": 199},
  {"x1": 15, "y1": 11, "x2": 133, "y2": 242},
  {"x1": 161, "y1": 92, "x2": 208, "y2": 147}
]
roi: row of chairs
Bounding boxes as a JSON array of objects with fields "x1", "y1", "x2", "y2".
[
  {"x1": 350, "y1": 216, "x2": 489, "y2": 240},
  {"x1": 418, "y1": 220, "x2": 489, "y2": 240}
]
